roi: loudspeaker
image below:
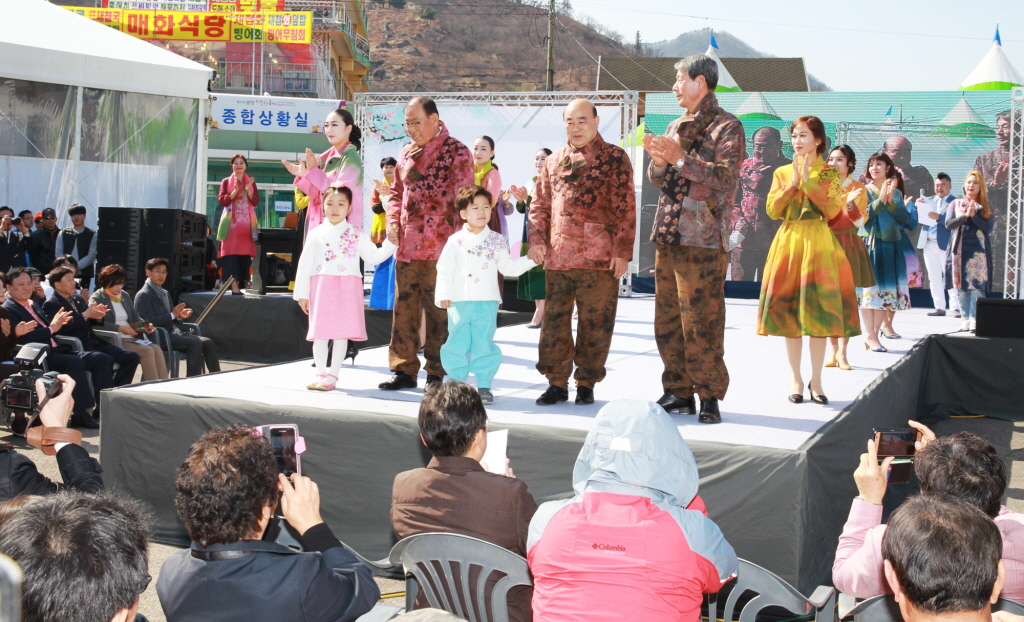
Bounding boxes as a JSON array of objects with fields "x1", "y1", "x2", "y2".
[
  {"x1": 975, "y1": 298, "x2": 1024, "y2": 338},
  {"x1": 95, "y1": 207, "x2": 208, "y2": 300}
]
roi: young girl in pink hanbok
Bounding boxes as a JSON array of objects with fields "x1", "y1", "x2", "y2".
[{"x1": 293, "y1": 184, "x2": 396, "y2": 390}]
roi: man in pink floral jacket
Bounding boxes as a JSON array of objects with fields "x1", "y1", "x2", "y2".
[
  {"x1": 527, "y1": 98, "x2": 635, "y2": 406},
  {"x1": 382, "y1": 96, "x2": 474, "y2": 391},
  {"x1": 643, "y1": 54, "x2": 745, "y2": 424}
]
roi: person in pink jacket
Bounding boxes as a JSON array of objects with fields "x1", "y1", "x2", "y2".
[
  {"x1": 217, "y1": 154, "x2": 260, "y2": 294},
  {"x1": 833, "y1": 422, "x2": 1024, "y2": 602},
  {"x1": 528, "y1": 399, "x2": 737, "y2": 621}
]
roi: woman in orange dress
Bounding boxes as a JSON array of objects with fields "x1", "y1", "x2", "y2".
[{"x1": 824, "y1": 145, "x2": 873, "y2": 370}]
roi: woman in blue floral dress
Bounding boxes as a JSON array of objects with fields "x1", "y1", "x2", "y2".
[{"x1": 944, "y1": 170, "x2": 993, "y2": 332}]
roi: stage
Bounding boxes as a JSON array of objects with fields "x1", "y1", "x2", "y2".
[{"x1": 99, "y1": 297, "x2": 1023, "y2": 593}]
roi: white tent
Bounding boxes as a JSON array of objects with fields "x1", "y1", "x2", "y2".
[
  {"x1": 939, "y1": 95, "x2": 987, "y2": 126},
  {"x1": 734, "y1": 92, "x2": 780, "y2": 120},
  {"x1": 704, "y1": 31, "x2": 741, "y2": 93},
  {"x1": 959, "y1": 26, "x2": 1024, "y2": 91},
  {"x1": 0, "y1": 0, "x2": 212, "y2": 216},
  {"x1": 0, "y1": 0, "x2": 212, "y2": 99}
]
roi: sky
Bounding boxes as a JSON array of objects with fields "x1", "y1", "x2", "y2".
[{"x1": 568, "y1": 0, "x2": 1023, "y2": 92}]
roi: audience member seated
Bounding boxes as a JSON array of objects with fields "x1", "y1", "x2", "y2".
[
  {"x1": 883, "y1": 494, "x2": 1006, "y2": 622},
  {"x1": 91, "y1": 264, "x2": 169, "y2": 381},
  {"x1": 135, "y1": 258, "x2": 220, "y2": 377},
  {"x1": 26, "y1": 267, "x2": 46, "y2": 304},
  {"x1": 41, "y1": 254, "x2": 81, "y2": 299},
  {"x1": 4, "y1": 267, "x2": 100, "y2": 428},
  {"x1": 833, "y1": 423, "x2": 1024, "y2": 601},
  {"x1": 0, "y1": 273, "x2": 18, "y2": 382},
  {"x1": 0, "y1": 374, "x2": 103, "y2": 501},
  {"x1": 156, "y1": 425, "x2": 378, "y2": 622},
  {"x1": 527, "y1": 400, "x2": 738, "y2": 622},
  {"x1": 392, "y1": 381, "x2": 538, "y2": 622},
  {"x1": 0, "y1": 492, "x2": 151, "y2": 622},
  {"x1": 44, "y1": 266, "x2": 140, "y2": 387}
]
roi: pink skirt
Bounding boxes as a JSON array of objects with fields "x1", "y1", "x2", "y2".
[{"x1": 307, "y1": 274, "x2": 367, "y2": 341}]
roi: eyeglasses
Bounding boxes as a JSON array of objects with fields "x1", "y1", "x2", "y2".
[
  {"x1": 402, "y1": 121, "x2": 423, "y2": 129},
  {"x1": 43, "y1": 216, "x2": 56, "y2": 220}
]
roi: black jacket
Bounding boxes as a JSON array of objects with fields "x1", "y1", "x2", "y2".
[
  {"x1": 0, "y1": 230, "x2": 26, "y2": 273},
  {"x1": 2, "y1": 298, "x2": 59, "y2": 350},
  {"x1": 156, "y1": 523, "x2": 379, "y2": 622},
  {"x1": 26, "y1": 227, "x2": 58, "y2": 274},
  {"x1": 42, "y1": 293, "x2": 102, "y2": 350},
  {"x1": 0, "y1": 444, "x2": 103, "y2": 502}
]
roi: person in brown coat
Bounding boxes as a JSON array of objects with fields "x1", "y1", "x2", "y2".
[
  {"x1": 527, "y1": 98, "x2": 636, "y2": 406},
  {"x1": 392, "y1": 381, "x2": 537, "y2": 622}
]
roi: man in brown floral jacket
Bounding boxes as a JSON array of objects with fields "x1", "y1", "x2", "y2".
[
  {"x1": 382, "y1": 96, "x2": 474, "y2": 392},
  {"x1": 528, "y1": 99, "x2": 635, "y2": 406},
  {"x1": 643, "y1": 55, "x2": 745, "y2": 424}
]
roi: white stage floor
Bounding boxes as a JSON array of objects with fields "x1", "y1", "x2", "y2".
[{"x1": 124, "y1": 297, "x2": 963, "y2": 450}]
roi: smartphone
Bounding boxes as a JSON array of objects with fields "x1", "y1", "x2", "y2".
[
  {"x1": 873, "y1": 428, "x2": 920, "y2": 458},
  {"x1": 873, "y1": 428, "x2": 921, "y2": 485},
  {"x1": 255, "y1": 424, "x2": 305, "y2": 476}
]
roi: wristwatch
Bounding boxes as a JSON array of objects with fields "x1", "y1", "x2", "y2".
[{"x1": 675, "y1": 156, "x2": 686, "y2": 169}]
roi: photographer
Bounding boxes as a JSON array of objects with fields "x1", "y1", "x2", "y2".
[
  {"x1": 0, "y1": 374, "x2": 103, "y2": 502},
  {"x1": 832, "y1": 422, "x2": 1024, "y2": 600},
  {"x1": 157, "y1": 425, "x2": 378, "y2": 622}
]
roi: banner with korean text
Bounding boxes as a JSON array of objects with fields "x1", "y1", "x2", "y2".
[
  {"x1": 63, "y1": 7, "x2": 311, "y2": 43},
  {"x1": 210, "y1": 94, "x2": 344, "y2": 133},
  {"x1": 100, "y1": 1, "x2": 286, "y2": 10}
]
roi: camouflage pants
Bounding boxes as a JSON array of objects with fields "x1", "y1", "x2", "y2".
[
  {"x1": 655, "y1": 244, "x2": 729, "y2": 400},
  {"x1": 389, "y1": 259, "x2": 448, "y2": 377},
  {"x1": 537, "y1": 269, "x2": 618, "y2": 388}
]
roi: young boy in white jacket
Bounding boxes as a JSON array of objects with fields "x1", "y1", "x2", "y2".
[{"x1": 436, "y1": 185, "x2": 538, "y2": 403}]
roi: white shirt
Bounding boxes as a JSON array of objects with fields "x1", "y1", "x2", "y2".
[
  {"x1": 435, "y1": 225, "x2": 537, "y2": 306},
  {"x1": 292, "y1": 220, "x2": 397, "y2": 300},
  {"x1": 111, "y1": 299, "x2": 129, "y2": 328}
]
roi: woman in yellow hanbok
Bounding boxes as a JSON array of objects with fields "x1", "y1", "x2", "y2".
[{"x1": 756, "y1": 117, "x2": 861, "y2": 405}]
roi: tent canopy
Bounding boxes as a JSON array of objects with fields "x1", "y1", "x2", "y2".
[
  {"x1": 0, "y1": 0, "x2": 212, "y2": 99},
  {"x1": 705, "y1": 31, "x2": 741, "y2": 93},
  {"x1": 959, "y1": 26, "x2": 1024, "y2": 91}
]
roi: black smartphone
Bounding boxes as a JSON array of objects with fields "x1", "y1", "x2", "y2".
[
  {"x1": 256, "y1": 424, "x2": 302, "y2": 476},
  {"x1": 873, "y1": 428, "x2": 921, "y2": 485}
]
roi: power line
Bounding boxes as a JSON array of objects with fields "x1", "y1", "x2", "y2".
[{"x1": 554, "y1": 15, "x2": 628, "y2": 89}]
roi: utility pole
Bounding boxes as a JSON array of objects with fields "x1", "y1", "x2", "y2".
[{"x1": 545, "y1": 0, "x2": 555, "y2": 91}]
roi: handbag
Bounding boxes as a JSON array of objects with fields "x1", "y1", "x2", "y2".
[{"x1": 216, "y1": 208, "x2": 231, "y2": 241}]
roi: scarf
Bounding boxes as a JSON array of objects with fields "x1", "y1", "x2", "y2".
[
  {"x1": 557, "y1": 133, "x2": 605, "y2": 184},
  {"x1": 105, "y1": 289, "x2": 122, "y2": 303},
  {"x1": 227, "y1": 173, "x2": 252, "y2": 212},
  {"x1": 474, "y1": 160, "x2": 496, "y2": 187},
  {"x1": 666, "y1": 94, "x2": 722, "y2": 200}
]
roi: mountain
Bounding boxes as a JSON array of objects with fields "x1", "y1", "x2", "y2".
[
  {"x1": 366, "y1": 0, "x2": 636, "y2": 91},
  {"x1": 647, "y1": 28, "x2": 832, "y2": 92}
]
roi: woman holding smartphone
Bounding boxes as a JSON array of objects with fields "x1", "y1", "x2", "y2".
[
  {"x1": 945, "y1": 170, "x2": 993, "y2": 332},
  {"x1": 858, "y1": 153, "x2": 912, "y2": 353},
  {"x1": 756, "y1": 117, "x2": 860, "y2": 405}
]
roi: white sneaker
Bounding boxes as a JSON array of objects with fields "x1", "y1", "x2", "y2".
[
  {"x1": 958, "y1": 320, "x2": 971, "y2": 332},
  {"x1": 969, "y1": 319, "x2": 977, "y2": 332}
]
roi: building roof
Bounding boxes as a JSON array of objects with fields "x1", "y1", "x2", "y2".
[{"x1": 597, "y1": 56, "x2": 809, "y2": 93}]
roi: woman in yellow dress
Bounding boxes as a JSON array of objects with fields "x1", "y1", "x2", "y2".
[{"x1": 756, "y1": 117, "x2": 861, "y2": 404}]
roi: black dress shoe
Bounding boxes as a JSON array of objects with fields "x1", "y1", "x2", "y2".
[
  {"x1": 656, "y1": 390, "x2": 696, "y2": 415},
  {"x1": 345, "y1": 342, "x2": 359, "y2": 363},
  {"x1": 379, "y1": 372, "x2": 417, "y2": 391},
  {"x1": 536, "y1": 385, "x2": 569, "y2": 405},
  {"x1": 575, "y1": 386, "x2": 594, "y2": 405},
  {"x1": 698, "y1": 398, "x2": 721, "y2": 424},
  {"x1": 809, "y1": 382, "x2": 828, "y2": 405},
  {"x1": 425, "y1": 375, "x2": 443, "y2": 391},
  {"x1": 71, "y1": 414, "x2": 100, "y2": 429}
]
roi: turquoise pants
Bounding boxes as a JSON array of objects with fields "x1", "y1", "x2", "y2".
[{"x1": 440, "y1": 301, "x2": 502, "y2": 388}]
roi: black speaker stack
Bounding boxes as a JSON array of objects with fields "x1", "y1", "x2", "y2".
[{"x1": 96, "y1": 207, "x2": 208, "y2": 303}]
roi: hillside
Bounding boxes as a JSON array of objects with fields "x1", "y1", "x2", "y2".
[
  {"x1": 647, "y1": 28, "x2": 832, "y2": 91},
  {"x1": 366, "y1": 0, "x2": 636, "y2": 91}
]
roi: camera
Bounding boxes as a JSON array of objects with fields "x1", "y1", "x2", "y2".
[{"x1": 2, "y1": 344, "x2": 63, "y2": 435}]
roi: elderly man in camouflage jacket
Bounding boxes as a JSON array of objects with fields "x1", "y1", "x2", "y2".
[
  {"x1": 528, "y1": 98, "x2": 636, "y2": 406},
  {"x1": 643, "y1": 54, "x2": 745, "y2": 424}
]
